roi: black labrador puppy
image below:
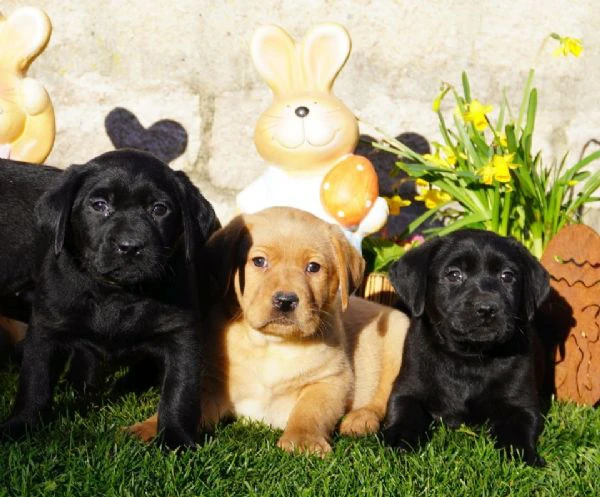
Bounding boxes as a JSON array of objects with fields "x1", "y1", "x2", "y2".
[
  {"x1": 0, "y1": 160, "x2": 61, "y2": 322},
  {"x1": 0, "y1": 150, "x2": 219, "y2": 449},
  {"x1": 382, "y1": 229, "x2": 550, "y2": 466}
]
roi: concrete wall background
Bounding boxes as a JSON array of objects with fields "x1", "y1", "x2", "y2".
[{"x1": 3, "y1": 0, "x2": 599, "y2": 229}]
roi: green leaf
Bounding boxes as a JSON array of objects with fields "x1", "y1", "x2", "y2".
[
  {"x1": 453, "y1": 114, "x2": 484, "y2": 169},
  {"x1": 362, "y1": 238, "x2": 407, "y2": 273},
  {"x1": 496, "y1": 96, "x2": 506, "y2": 133},
  {"x1": 461, "y1": 71, "x2": 471, "y2": 101},
  {"x1": 405, "y1": 201, "x2": 451, "y2": 234},
  {"x1": 524, "y1": 88, "x2": 538, "y2": 138},
  {"x1": 505, "y1": 124, "x2": 518, "y2": 153},
  {"x1": 562, "y1": 149, "x2": 600, "y2": 183},
  {"x1": 517, "y1": 68, "x2": 535, "y2": 130}
]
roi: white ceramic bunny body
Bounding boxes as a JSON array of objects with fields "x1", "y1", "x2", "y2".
[{"x1": 237, "y1": 23, "x2": 388, "y2": 250}]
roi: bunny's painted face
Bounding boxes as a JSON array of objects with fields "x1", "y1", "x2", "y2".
[{"x1": 254, "y1": 94, "x2": 358, "y2": 170}]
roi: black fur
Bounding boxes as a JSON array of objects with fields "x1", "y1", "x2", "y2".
[
  {"x1": 0, "y1": 150, "x2": 219, "y2": 449},
  {"x1": 382, "y1": 229, "x2": 550, "y2": 466},
  {"x1": 0, "y1": 159, "x2": 61, "y2": 317}
]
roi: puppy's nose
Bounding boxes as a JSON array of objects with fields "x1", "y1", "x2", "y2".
[
  {"x1": 272, "y1": 291, "x2": 299, "y2": 312},
  {"x1": 475, "y1": 301, "x2": 498, "y2": 318},
  {"x1": 115, "y1": 238, "x2": 144, "y2": 256},
  {"x1": 295, "y1": 106, "x2": 309, "y2": 118}
]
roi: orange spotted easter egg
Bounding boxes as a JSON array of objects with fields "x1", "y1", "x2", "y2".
[{"x1": 320, "y1": 154, "x2": 379, "y2": 227}]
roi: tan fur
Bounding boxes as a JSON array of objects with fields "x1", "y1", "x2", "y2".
[
  {"x1": 128, "y1": 207, "x2": 409, "y2": 455},
  {"x1": 0, "y1": 317, "x2": 27, "y2": 344},
  {"x1": 339, "y1": 296, "x2": 409, "y2": 435}
]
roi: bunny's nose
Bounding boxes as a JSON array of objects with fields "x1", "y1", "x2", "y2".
[{"x1": 295, "y1": 106, "x2": 310, "y2": 118}]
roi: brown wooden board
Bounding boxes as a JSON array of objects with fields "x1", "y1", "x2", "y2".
[{"x1": 540, "y1": 224, "x2": 600, "y2": 406}]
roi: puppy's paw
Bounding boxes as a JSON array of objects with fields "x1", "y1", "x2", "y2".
[
  {"x1": 0, "y1": 419, "x2": 29, "y2": 441},
  {"x1": 125, "y1": 419, "x2": 158, "y2": 443},
  {"x1": 502, "y1": 445, "x2": 546, "y2": 467},
  {"x1": 277, "y1": 430, "x2": 332, "y2": 457},
  {"x1": 381, "y1": 423, "x2": 421, "y2": 451},
  {"x1": 339, "y1": 407, "x2": 380, "y2": 436},
  {"x1": 530, "y1": 454, "x2": 546, "y2": 467}
]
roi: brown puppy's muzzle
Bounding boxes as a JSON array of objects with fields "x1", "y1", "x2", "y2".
[
  {"x1": 242, "y1": 265, "x2": 321, "y2": 338},
  {"x1": 271, "y1": 291, "x2": 299, "y2": 312}
]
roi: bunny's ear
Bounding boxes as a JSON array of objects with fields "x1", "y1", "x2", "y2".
[
  {"x1": 0, "y1": 7, "x2": 52, "y2": 73},
  {"x1": 301, "y1": 23, "x2": 351, "y2": 93},
  {"x1": 251, "y1": 24, "x2": 299, "y2": 95}
]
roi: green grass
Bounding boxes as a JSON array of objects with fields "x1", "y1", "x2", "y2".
[{"x1": 1, "y1": 365, "x2": 599, "y2": 497}]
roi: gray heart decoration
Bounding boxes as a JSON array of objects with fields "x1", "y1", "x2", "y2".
[{"x1": 105, "y1": 107, "x2": 188, "y2": 164}]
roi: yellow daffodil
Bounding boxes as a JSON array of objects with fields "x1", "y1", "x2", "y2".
[
  {"x1": 478, "y1": 163, "x2": 495, "y2": 185},
  {"x1": 415, "y1": 178, "x2": 430, "y2": 194},
  {"x1": 440, "y1": 145, "x2": 466, "y2": 166},
  {"x1": 552, "y1": 35, "x2": 583, "y2": 57},
  {"x1": 423, "y1": 152, "x2": 449, "y2": 168},
  {"x1": 462, "y1": 99, "x2": 493, "y2": 131},
  {"x1": 384, "y1": 195, "x2": 411, "y2": 216},
  {"x1": 478, "y1": 153, "x2": 519, "y2": 185},
  {"x1": 425, "y1": 144, "x2": 465, "y2": 168},
  {"x1": 414, "y1": 179, "x2": 451, "y2": 209},
  {"x1": 492, "y1": 154, "x2": 519, "y2": 182},
  {"x1": 415, "y1": 188, "x2": 452, "y2": 209}
]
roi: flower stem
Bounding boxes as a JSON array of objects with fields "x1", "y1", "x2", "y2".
[
  {"x1": 500, "y1": 189, "x2": 511, "y2": 236},
  {"x1": 517, "y1": 69, "x2": 535, "y2": 131},
  {"x1": 492, "y1": 183, "x2": 500, "y2": 232}
]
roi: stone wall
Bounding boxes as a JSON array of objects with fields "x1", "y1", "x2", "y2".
[{"x1": 3, "y1": 0, "x2": 599, "y2": 230}]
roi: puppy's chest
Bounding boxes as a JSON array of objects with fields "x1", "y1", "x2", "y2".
[
  {"x1": 72, "y1": 293, "x2": 152, "y2": 341},
  {"x1": 428, "y1": 359, "x2": 509, "y2": 426},
  {"x1": 223, "y1": 326, "x2": 342, "y2": 429}
]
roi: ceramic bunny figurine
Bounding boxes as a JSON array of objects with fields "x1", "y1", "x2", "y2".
[
  {"x1": 237, "y1": 23, "x2": 388, "y2": 251},
  {"x1": 0, "y1": 6, "x2": 55, "y2": 163}
]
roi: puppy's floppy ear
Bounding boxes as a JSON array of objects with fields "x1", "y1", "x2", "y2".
[
  {"x1": 203, "y1": 215, "x2": 249, "y2": 298},
  {"x1": 173, "y1": 171, "x2": 220, "y2": 262},
  {"x1": 388, "y1": 237, "x2": 443, "y2": 317},
  {"x1": 328, "y1": 225, "x2": 365, "y2": 311},
  {"x1": 35, "y1": 162, "x2": 90, "y2": 255},
  {"x1": 512, "y1": 240, "x2": 550, "y2": 321}
]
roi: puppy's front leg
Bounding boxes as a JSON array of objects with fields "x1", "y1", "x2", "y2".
[
  {"x1": 66, "y1": 345, "x2": 104, "y2": 395},
  {"x1": 490, "y1": 405, "x2": 544, "y2": 466},
  {"x1": 0, "y1": 330, "x2": 63, "y2": 439},
  {"x1": 155, "y1": 328, "x2": 202, "y2": 450},
  {"x1": 381, "y1": 394, "x2": 433, "y2": 450},
  {"x1": 278, "y1": 377, "x2": 349, "y2": 456}
]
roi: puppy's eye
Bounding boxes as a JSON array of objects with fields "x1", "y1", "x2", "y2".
[
  {"x1": 91, "y1": 199, "x2": 109, "y2": 213},
  {"x1": 151, "y1": 203, "x2": 168, "y2": 217},
  {"x1": 501, "y1": 270, "x2": 515, "y2": 283},
  {"x1": 306, "y1": 262, "x2": 321, "y2": 273},
  {"x1": 445, "y1": 269, "x2": 463, "y2": 283},
  {"x1": 252, "y1": 256, "x2": 267, "y2": 268}
]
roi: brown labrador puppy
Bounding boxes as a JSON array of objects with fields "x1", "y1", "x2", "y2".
[{"x1": 129, "y1": 207, "x2": 409, "y2": 455}]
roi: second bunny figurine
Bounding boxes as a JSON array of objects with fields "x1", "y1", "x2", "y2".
[
  {"x1": 0, "y1": 7, "x2": 55, "y2": 163},
  {"x1": 237, "y1": 23, "x2": 388, "y2": 250}
]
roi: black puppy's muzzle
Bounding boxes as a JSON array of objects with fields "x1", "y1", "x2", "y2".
[
  {"x1": 89, "y1": 218, "x2": 168, "y2": 284},
  {"x1": 473, "y1": 298, "x2": 499, "y2": 324},
  {"x1": 114, "y1": 236, "x2": 145, "y2": 257},
  {"x1": 447, "y1": 292, "x2": 514, "y2": 346}
]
